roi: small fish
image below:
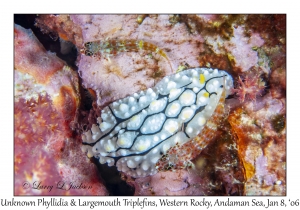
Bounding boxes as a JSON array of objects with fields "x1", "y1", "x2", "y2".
[{"x1": 81, "y1": 39, "x2": 173, "y2": 71}]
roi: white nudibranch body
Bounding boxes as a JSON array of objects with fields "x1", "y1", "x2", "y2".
[{"x1": 81, "y1": 68, "x2": 233, "y2": 177}]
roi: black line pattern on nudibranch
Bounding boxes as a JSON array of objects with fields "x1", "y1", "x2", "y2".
[{"x1": 81, "y1": 68, "x2": 233, "y2": 177}]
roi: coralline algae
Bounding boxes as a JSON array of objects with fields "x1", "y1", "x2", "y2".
[
  {"x1": 81, "y1": 67, "x2": 233, "y2": 177},
  {"x1": 14, "y1": 23, "x2": 108, "y2": 195}
]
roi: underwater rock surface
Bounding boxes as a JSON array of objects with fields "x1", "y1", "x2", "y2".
[{"x1": 14, "y1": 23, "x2": 108, "y2": 195}]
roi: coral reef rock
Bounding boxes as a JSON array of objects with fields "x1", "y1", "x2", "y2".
[{"x1": 14, "y1": 23, "x2": 108, "y2": 195}]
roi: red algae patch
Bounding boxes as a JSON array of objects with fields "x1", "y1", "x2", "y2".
[
  {"x1": 35, "y1": 14, "x2": 83, "y2": 47},
  {"x1": 132, "y1": 170, "x2": 206, "y2": 195},
  {"x1": 14, "y1": 95, "x2": 108, "y2": 195},
  {"x1": 14, "y1": 24, "x2": 108, "y2": 195},
  {"x1": 14, "y1": 24, "x2": 65, "y2": 84},
  {"x1": 228, "y1": 95, "x2": 286, "y2": 195}
]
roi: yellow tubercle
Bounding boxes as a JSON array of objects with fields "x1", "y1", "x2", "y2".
[
  {"x1": 203, "y1": 92, "x2": 209, "y2": 98},
  {"x1": 165, "y1": 121, "x2": 179, "y2": 134},
  {"x1": 118, "y1": 138, "x2": 126, "y2": 146},
  {"x1": 137, "y1": 145, "x2": 146, "y2": 151},
  {"x1": 104, "y1": 144, "x2": 114, "y2": 152},
  {"x1": 200, "y1": 74, "x2": 206, "y2": 84},
  {"x1": 183, "y1": 112, "x2": 191, "y2": 120},
  {"x1": 170, "y1": 103, "x2": 180, "y2": 111},
  {"x1": 131, "y1": 115, "x2": 139, "y2": 123},
  {"x1": 136, "y1": 140, "x2": 150, "y2": 152},
  {"x1": 198, "y1": 116, "x2": 206, "y2": 126},
  {"x1": 168, "y1": 125, "x2": 178, "y2": 133}
]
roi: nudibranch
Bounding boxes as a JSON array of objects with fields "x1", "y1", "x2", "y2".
[{"x1": 81, "y1": 68, "x2": 233, "y2": 177}]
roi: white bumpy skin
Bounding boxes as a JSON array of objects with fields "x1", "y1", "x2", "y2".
[{"x1": 81, "y1": 68, "x2": 233, "y2": 177}]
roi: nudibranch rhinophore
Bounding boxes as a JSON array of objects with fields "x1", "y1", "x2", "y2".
[{"x1": 81, "y1": 68, "x2": 233, "y2": 177}]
